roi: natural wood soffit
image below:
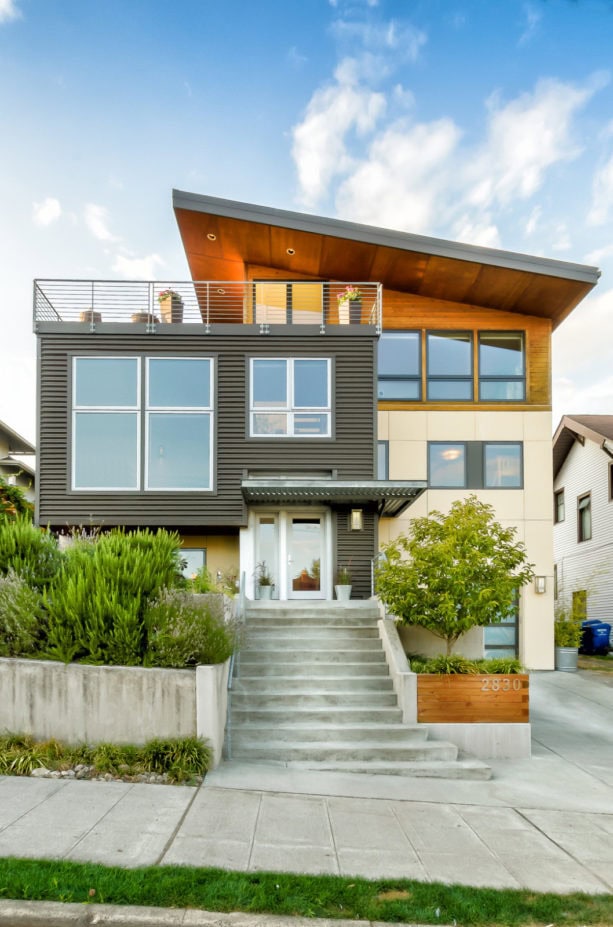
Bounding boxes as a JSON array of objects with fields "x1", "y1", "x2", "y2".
[{"x1": 173, "y1": 192, "x2": 600, "y2": 329}]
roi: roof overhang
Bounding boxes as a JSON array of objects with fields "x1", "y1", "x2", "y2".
[
  {"x1": 553, "y1": 414, "x2": 613, "y2": 477},
  {"x1": 0, "y1": 421, "x2": 35, "y2": 455},
  {"x1": 173, "y1": 190, "x2": 600, "y2": 329},
  {"x1": 241, "y1": 478, "x2": 426, "y2": 517}
]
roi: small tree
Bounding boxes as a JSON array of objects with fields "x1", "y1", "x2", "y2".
[{"x1": 375, "y1": 496, "x2": 534, "y2": 655}]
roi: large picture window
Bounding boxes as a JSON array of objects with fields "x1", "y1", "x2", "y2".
[
  {"x1": 250, "y1": 358, "x2": 331, "y2": 437},
  {"x1": 378, "y1": 332, "x2": 421, "y2": 400},
  {"x1": 72, "y1": 356, "x2": 214, "y2": 491}
]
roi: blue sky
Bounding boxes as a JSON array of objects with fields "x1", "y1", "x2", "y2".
[{"x1": 2, "y1": 0, "x2": 613, "y2": 443}]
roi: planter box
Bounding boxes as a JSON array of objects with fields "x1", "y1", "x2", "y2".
[{"x1": 417, "y1": 674, "x2": 529, "y2": 723}]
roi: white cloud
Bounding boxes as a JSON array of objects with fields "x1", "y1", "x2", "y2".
[
  {"x1": 0, "y1": 0, "x2": 21, "y2": 23},
  {"x1": 551, "y1": 222, "x2": 571, "y2": 251},
  {"x1": 452, "y1": 215, "x2": 501, "y2": 249},
  {"x1": 112, "y1": 253, "x2": 164, "y2": 279},
  {"x1": 32, "y1": 197, "x2": 61, "y2": 227},
  {"x1": 291, "y1": 60, "x2": 386, "y2": 205},
  {"x1": 84, "y1": 203, "x2": 119, "y2": 242},
  {"x1": 524, "y1": 205, "x2": 541, "y2": 237},
  {"x1": 465, "y1": 79, "x2": 592, "y2": 211},
  {"x1": 518, "y1": 4, "x2": 542, "y2": 46},
  {"x1": 335, "y1": 117, "x2": 460, "y2": 232},
  {"x1": 331, "y1": 18, "x2": 426, "y2": 62},
  {"x1": 585, "y1": 242, "x2": 613, "y2": 265},
  {"x1": 587, "y1": 151, "x2": 613, "y2": 225}
]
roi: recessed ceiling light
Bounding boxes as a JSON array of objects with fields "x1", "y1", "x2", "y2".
[
  {"x1": 207, "y1": 233, "x2": 217, "y2": 241},
  {"x1": 216, "y1": 288, "x2": 225, "y2": 295},
  {"x1": 286, "y1": 247, "x2": 295, "y2": 255}
]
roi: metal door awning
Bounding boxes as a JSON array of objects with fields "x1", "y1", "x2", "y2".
[{"x1": 241, "y1": 478, "x2": 426, "y2": 517}]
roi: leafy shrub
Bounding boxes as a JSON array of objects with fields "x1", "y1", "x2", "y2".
[
  {"x1": 0, "y1": 732, "x2": 212, "y2": 782},
  {"x1": 43, "y1": 528, "x2": 184, "y2": 665},
  {"x1": 0, "y1": 477, "x2": 33, "y2": 521},
  {"x1": 410, "y1": 654, "x2": 524, "y2": 674},
  {"x1": 186, "y1": 567, "x2": 216, "y2": 594},
  {"x1": 145, "y1": 590, "x2": 236, "y2": 668},
  {"x1": 0, "y1": 569, "x2": 44, "y2": 656},
  {"x1": 0, "y1": 517, "x2": 62, "y2": 589}
]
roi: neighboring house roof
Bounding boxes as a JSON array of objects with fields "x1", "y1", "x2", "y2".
[
  {"x1": 0, "y1": 457, "x2": 35, "y2": 478},
  {"x1": 553, "y1": 414, "x2": 613, "y2": 478},
  {"x1": 172, "y1": 190, "x2": 600, "y2": 329},
  {"x1": 0, "y1": 419, "x2": 35, "y2": 456}
]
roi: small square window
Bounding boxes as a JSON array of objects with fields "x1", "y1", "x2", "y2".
[{"x1": 428, "y1": 443, "x2": 466, "y2": 487}]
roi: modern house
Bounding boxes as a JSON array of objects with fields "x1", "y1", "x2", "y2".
[
  {"x1": 33, "y1": 191, "x2": 600, "y2": 670},
  {"x1": 0, "y1": 418, "x2": 35, "y2": 503},
  {"x1": 553, "y1": 414, "x2": 613, "y2": 623}
]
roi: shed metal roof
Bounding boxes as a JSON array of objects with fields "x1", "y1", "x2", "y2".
[{"x1": 241, "y1": 478, "x2": 426, "y2": 517}]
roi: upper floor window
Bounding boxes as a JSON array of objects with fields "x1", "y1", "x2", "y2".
[
  {"x1": 479, "y1": 332, "x2": 525, "y2": 401},
  {"x1": 250, "y1": 358, "x2": 331, "y2": 437},
  {"x1": 427, "y1": 332, "x2": 473, "y2": 401},
  {"x1": 428, "y1": 441, "x2": 523, "y2": 489},
  {"x1": 554, "y1": 488, "x2": 565, "y2": 523},
  {"x1": 578, "y1": 493, "x2": 592, "y2": 542},
  {"x1": 378, "y1": 332, "x2": 421, "y2": 400},
  {"x1": 72, "y1": 356, "x2": 214, "y2": 491}
]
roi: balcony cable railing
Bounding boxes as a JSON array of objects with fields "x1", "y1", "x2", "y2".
[{"x1": 33, "y1": 280, "x2": 382, "y2": 333}]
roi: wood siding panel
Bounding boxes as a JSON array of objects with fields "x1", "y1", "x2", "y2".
[
  {"x1": 335, "y1": 506, "x2": 377, "y2": 600},
  {"x1": 417, "y1": 674, "x2": 529, "y2": 723},
  {"x1": 381, "y1": 290, "x2": 551, "y2": 409},
  {"x1": 38, "y1": 332, "x2": 377, "y2": 528}
]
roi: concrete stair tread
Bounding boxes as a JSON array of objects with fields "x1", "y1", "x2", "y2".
[{"x1": 278, "y1": 759, "x2": 492, "y2": 780}]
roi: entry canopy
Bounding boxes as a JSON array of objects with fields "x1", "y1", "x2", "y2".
[{"x1": 241, "y1": 478, "x2": 426, "y2": 517}]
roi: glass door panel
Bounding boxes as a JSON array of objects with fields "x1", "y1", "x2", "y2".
[
  {"x1": 256, "y1": 515, "x2": 278, "y2": 598},
  {"x1": 288, "y1": 516, "x2": 323, "y2": 599}
]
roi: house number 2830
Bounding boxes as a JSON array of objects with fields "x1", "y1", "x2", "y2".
[{"x1": 481, "y1": 677, "x2": 522, "y2": 692}]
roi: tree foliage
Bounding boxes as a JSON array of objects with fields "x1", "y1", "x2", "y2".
[
  {"x1": 375, "y1": 496, "x2": 534, "y2": 655},
  {"x1": 0, "y1": 476, "x2": 33, "y2": 522}
]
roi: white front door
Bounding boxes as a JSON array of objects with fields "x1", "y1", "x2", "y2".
[
  {"x1": 252, "y1": 509, "x2": 330, "y2": 600},
  {"x1": 287, "y1": 515, "x2": 324, "y2": 599}
]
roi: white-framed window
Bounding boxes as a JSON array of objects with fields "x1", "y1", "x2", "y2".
[
  {"x1": 72, "y1": 356, "x2": 214, "y2": 491},
  {"x1": 250, "y1": 358, "x2": 331, "y2": 437},
  {"x1": 146, "y1": 358, "x2": 213, "y2": 490}
]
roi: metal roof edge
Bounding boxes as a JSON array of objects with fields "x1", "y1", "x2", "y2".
[{"x1": 172, "y1": 189, "x2": 601, "y2": 286}]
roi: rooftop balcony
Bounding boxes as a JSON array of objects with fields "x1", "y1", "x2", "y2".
[{"x1": 34, "y1": 280, "x2": 382, "y2": 333}]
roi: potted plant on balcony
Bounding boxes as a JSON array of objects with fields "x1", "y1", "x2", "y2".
[
  {"x1": 158, "y1": 288, "x2": 184, "y2": 324},
  {"x1": 335, "y1": 563, "x2": 352, "y2": 601},
  {"x1": 337, "y1": 286, "x2": 362, "y2": 325},
  {"x1": 255, "y1": 561, "x2": 274, "y2": 601}
]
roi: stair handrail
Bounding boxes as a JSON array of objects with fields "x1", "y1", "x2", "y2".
[{"x1": 223, "y1": 570, "x2": 246, "y2": 760}]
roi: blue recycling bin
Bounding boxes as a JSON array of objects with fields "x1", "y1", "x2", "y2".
[{"x1": 580, "y1": 620, "x2": 611, "y2": 655}]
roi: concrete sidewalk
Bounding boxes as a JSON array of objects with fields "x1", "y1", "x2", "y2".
[{"x1": 0, "y1": 670, "x2": 612, "y2": 899}]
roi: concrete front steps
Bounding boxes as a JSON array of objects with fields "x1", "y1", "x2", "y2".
[{"x1": 229, "y1": 601, "x2": 491, "y2": 780}]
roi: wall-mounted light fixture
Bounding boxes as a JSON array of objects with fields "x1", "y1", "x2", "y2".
[
  {"x1": 350, "y1": 509, "x2": 363, "y2": 531},
  {"x1": 534, "y1": 576, "x2": 546, "y2": 594}
]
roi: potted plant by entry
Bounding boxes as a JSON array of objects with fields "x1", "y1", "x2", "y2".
[
  {"x1": 337, "y1": 285, "x2": 362, "y2": 325},
  {"x1": 255, "y1": 561, "x2": 274, "y2": 600},
  {"x1": 554, "y1": 609, "x2": 582, "y2": 672},
  {"x1": 335, "y1": 563, "x2": 352, "y2": 601},
  {"x1": 158, "y1": 288, "x2": 184, "y2": 324}
]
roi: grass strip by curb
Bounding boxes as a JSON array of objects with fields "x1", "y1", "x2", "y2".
[{"x1": 0, "y1": 858, "x2": 612, "y2": 925}]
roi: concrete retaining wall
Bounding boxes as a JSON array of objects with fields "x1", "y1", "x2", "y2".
[{"x1": 0, "y1": 657, "x2": 230, "y2": 766}]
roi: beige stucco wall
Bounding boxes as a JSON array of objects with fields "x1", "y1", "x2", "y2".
[
  {"x1": 181, "y1": 534, "x2": 239, "y2": 585},
  {"x1": 379, "y1": 410, "x2": 554, "y2": 670}
]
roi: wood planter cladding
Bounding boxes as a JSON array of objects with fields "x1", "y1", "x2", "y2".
[{"x1": 416, "y1": 674, "x2": 529, "y2": 723}]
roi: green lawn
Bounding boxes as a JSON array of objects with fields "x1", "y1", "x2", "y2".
[{"x1": 0, "y1": 858, "x2": 611, "y2": 925}]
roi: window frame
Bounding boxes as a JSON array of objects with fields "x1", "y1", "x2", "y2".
[
  {"x1": 427, "y1": 440, "x2": 523, "y2": 489},
  {"x1": 577, "y1": 492, "x2": 592, "y2": 543},
  {"x1": 377, "y1": 330, "x2": 422, "y2": 401},
  {"x1": 71, "y1": 356, "x2": 141, "y2": 492},
  {"x1": 426, "y1": 331, "x2": 474, "y2": 402},
  {"x1": 71, "y1": 354, "x2": 215, "y2": 493},
  {"x1": 249, "y1": 357, "x2": 332, "y2": 438},
  {"x1": 144, "y1": 357, "x2": 214, "y2": 492},
  {"x1": 377, "y1": 440, "x2": 389, "y2": 480},
  {"x1": 478, "y1": 331, "x2": 526, "y2": 402},
  {"x1": 554, "y1": 488, "x2": 565, "y2": 524}
]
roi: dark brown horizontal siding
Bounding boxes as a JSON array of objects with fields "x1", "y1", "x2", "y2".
[
  {"x1": 335, "y1": 506, "x2": 377, "y2": 600},
  {"x1": 37, "y1": 331, "x2": 377, "y2": 528}
]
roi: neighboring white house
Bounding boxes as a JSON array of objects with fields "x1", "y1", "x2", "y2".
[
  {"x1": 0, "y1": 419, "x2": 35, "y2": 503},
  {"x1": 553, "y1": 414, "x2": 613, "y2": 623}
]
